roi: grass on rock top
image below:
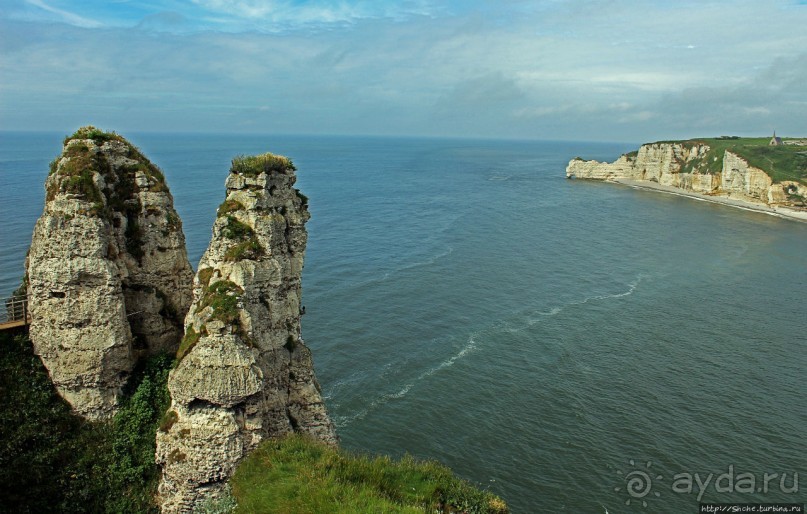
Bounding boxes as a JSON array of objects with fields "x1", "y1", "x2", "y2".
[{"x1": 231, "y1": 152, "x2": 296, "y2": 177}]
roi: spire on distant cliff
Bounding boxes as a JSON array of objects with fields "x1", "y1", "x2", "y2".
[{"x1": 770, "y1": 131, "x2": 783, "y2": 146}]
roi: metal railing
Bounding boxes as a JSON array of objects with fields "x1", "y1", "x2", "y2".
[{"x1": 1, "y1": 295, "x2": 29, "y2": 326}]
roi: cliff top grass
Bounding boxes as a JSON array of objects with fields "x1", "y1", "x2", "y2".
[
  {"x1": 650, "y1": 136, "x2": 807, "y2": 184},
  {"x1": 230, "y1": 434, "x2": 508, "y2": 514},
  {"x1": 47, "y1": 127, "x2": 169, "y2": 223},
  {"x1": 231, "y1": 152, "x2": 296, "y2": 177}
]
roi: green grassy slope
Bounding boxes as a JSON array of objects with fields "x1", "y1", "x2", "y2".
[
  {"x1": 651, "y1": 137, "x2": 807, "y2": 184},
  {"x1": 230, "y1": 435, "x2": 508, "y2": 514}
]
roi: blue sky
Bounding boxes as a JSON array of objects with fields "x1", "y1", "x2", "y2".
[{"x1": 1, "y1": 0, "x2": 806, "y2": 141}]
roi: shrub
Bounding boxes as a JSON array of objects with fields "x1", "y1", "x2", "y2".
[
  {"x1": 64, "y1": 126, "x2": 121, "y2": 145},
  {"x1": 198, "y1": 268, "x2": 215, "y2": 288},
  {"x1": 220, "y1": 216, "x2": 253, "y2": 240},
  {"x1": 218, "y1": 199, "x2": 245, "y2": 217},
  {"x1": 198, "y1": 281, "x2": 243, "y2": 326},
  {"x1": 224, "y1": 237, "x2": 264, "y2": 262},
  {"x1": 159, "y1": 410, "x2": 179, "y2": 433},
  {"x1": 0, "y1": 333, "x2": 172, "y2": 513},
  {"x1": 231, "y1": 153, "x2": 295, "y2": 177},
  {"x1": 176, "y1": 326, "x2": 202, "y2": 362}
]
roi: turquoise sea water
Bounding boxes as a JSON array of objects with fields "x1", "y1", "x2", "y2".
[{"x1": 1, "y1": 132, "x2": 805, "y2": 512}]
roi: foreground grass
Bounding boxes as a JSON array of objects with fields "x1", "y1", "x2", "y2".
[
  {"x1": 1, "y1": 331, "x2": 508, "y2": 513},
  {"x1": 652, "y1": 137, "x2": 807, "y2": 184},
  {"x1": 231, "y1": 436, "x2": 508, "y2": 514}
]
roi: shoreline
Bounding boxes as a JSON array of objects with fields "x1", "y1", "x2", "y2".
[{"x1": 603, "y1": 178, "x2": 807, "y2": 223}]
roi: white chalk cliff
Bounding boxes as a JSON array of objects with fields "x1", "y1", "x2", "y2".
[
  {"x1": 26, "y1": 127, "x2": 193, "y2": 420},
  {"x1": 156, "y1": 154, "x2": 337, "y2": 513},
  {"x1": 566, "y1": 142, "x2": 806, "y2": 206}
]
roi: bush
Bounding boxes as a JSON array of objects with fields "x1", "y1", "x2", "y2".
[
  {"x1": 224, "y1": 237, "x2": 264, "y2": 262},
  {"x1": 198, "y1": 281, "x2": 243, "y2": 326},
  {"x1": 218, "y1": 199, "x2": 245, "y2": 217},
  {"x1": 230, "y1": 153, "x2": 295, "y2": 177},
  {"x1": 0, "y1": 333, "x2": 172, "y2": 513},
  {"x1": 176, "y1": 326, "x2": 202, "y2": 362},
  {"x1": 220, "y1": 216, "x2": 253, "y2": 240}
]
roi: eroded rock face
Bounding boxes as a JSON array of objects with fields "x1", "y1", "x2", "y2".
[
  {"x1": 566, "y1": 143, "x2": 806, "y2": 205},
  {"x1": 157, "y1": 153, "x2": 337, "y2": 513},
  {"x1": 566, "y1": 142, "x2": 720, "y2": 193},
  {"x1": 26, "y1": 127, "x2": 193, "y2": 420}
]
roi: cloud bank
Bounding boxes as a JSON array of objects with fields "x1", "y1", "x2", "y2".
[{"x1": 1, "y1": 0, "x2": 806, "y2": 141}]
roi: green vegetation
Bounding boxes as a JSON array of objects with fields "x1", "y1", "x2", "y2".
[
  {"x1": 1, "y1": 332, "x2": 511, "y2": 514},
  {"x1": 224, "y1": 237, "x2": 264, "y2": 261},
  {"x1": 176, "y1": 325, "x2": 203, "y2": 362},
  {"x1": 45, "y1": 141, "x2": 105, "y2": 214},
  {"x1": 652, "y1": 137, "x2": 807, "y2": 184},
  {"x1": 65, "y1": 126, "x2": 124, "y2": 145},
  {"x1": 198, "y1": 267, "x2": 215, "y2": 288},
  {"x1": 231, "y1": 435, "x2": 508, "y2": 514},
  {"x1": 0, "y1": 333, "x2": 172, "y2": 513},
  {"x1": 294, "y1": 188, "x2": 309, "y2": 206},
  {"x1": 198, "y1": 280, "x2": 243, "y2": 326},
  {"x1": 231, "y1": 153, "x2": 296, "y2": 177},
  {"x1": 218, "y1": 199, "x2": 245, "y2": 216},
  {"x1": 47, "y1": 126, "x2": 175, "y2": 262},
  {"x1": 219, "y1": 216, "x2": 264, "y2": 261},
  {"x1": 220, "y1": 216, "x2": 253, "y2": 239}
]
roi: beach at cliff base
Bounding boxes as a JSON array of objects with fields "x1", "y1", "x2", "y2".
[{"x1": 611, "y1": 178, "x2": 807, "y2": 223}]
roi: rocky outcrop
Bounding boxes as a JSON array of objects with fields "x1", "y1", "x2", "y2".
[
  {"x1": 566, "y1": 143, "x2": 806, "y2": 206},
  {"x1": 26, "y1": 127, "x2": 193, "y2": 420},
  {"x1": 156, "y1": 153, "x2": 337, "y2": 513}
]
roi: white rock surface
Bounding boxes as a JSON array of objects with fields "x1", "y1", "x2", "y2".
[
  {"x1": 26, "y1": 128, "x2": 193, "y2": 419},
  {"x1": 157, "y1": 155, "x2": 337, "y2": 513},
  {"x1": 566, "y1": 143, "x2": 806, "y2": 206}
]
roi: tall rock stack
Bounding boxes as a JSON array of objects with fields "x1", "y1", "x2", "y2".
[
  {"x1": 26, "y1": 127, "x2": 194, "y2": 420},
  {"x1": 156, "y1": 153, "x2": 337, "y2": 512}
]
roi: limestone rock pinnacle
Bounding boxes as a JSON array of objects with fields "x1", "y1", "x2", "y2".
[
  {"x1": 156, "y1": 153, "x2": 337, "y2": 512},
  {"x1": 26, "y1": 126, "x2": 194, "y2": 420}
]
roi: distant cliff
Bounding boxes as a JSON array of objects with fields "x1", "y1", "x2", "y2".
[
  {"x1": 26, "y1": 127, "x2": 193, "y2": 420},
  {"x1": 566, "y1": 138, "x2": 807, "y2": 208},
  {"x1": 156, "y1": 153, "x2": 337, "y2": 512}
]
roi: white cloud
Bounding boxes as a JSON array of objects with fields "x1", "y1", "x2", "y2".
[
  {"x1": 189, "y1": 0, "x2": 436, "y2": 27},
  {"x1": 24, "y1": 0, "x2": 101, "y2": 28},
  {"x1": 1, "y1": 0, "x2": 806, "y2": 141}
]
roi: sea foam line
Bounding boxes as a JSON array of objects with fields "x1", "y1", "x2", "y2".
[
  {"x1": 334, "y1": 336, "x2": 478, "y2": 428},
  {"x1": 524, "y1": 274, "x2": 647, "y2": 326}
]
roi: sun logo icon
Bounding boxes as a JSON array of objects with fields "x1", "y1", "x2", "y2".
[{"x1": 615, "y1": 459, "x2": 663, "y2": 507}]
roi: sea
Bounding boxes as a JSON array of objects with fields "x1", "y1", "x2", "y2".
[{"x1": 1, "y1": 132, "x2": 805, "y2": 513}]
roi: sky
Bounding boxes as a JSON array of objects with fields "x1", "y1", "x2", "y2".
[{"x1": 1, "y1": 0, "x2": 806, "y2": 142}]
